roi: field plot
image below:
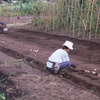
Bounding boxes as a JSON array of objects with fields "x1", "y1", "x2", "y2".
[
  {"x1": 0, "y1": 24, "x2": 100, "y2": 99},
  {"x1": 0, "y1": 52, "x2": 100, "y2": 100},
  {"x1": 0, "y1": 15, "x2": 100, "y2": 99}
]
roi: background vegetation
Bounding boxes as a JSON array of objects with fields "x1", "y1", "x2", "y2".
[{"x1": 0, "y1": 0, "x2": 100, "y2": 38}]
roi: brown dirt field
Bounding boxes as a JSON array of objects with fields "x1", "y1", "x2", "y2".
[{"x1": 0, "y1": 16, "x2": 100, "y2": 99}]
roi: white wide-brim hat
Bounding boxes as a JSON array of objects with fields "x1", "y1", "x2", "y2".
[{"x1": 63, "y1": 40, "x2": 73, "y2": 50}]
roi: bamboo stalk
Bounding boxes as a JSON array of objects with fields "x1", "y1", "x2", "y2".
[
  {"x1": 65, "y1": 0, "x2": 72, "y2": 32},
  {"x1": 83, "y1": 1, "x2": 90, "y2": 38},
  {"x1": 60, "y1": 0, "x2": 64, "y2": 32},
  {"x1": 72, "y1": 0, "x2": 77, "y2": 36},
  {"x1": 69, "y1": 0, "x2": 73, "y2": 33},
  {"x1": 95, "y1": 7, "x2": 100, "y2": 38},
  {"x1": 55, "y1": 1, "x2": 58, "y2": 31},
  {"x1": 45, "y1": 4, "x2": 50, "y2": 31},
  {"x1": 52, "y1": 3, "x2": 56, "y2": 31},
  {"x1": 89, "y1": 0, "x2": 95, "y2": 39},
  {"x1": 78, "y1": 0, "x2": 84, "y2": 37}
]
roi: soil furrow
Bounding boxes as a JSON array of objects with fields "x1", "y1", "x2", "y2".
[
  {"x1": 0, "y1": 46, "x2": 100, "y2": 96},
  {"x1": 0, "y1": 27, "x2": 100, "y2": 96}
]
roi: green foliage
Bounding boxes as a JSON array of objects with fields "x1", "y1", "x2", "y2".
[
  {"x1": 96, "y1": 0, "x2": 100, "y2": 6},
  {"x1": 47, "y1": 0, "x2": 100, "y2": 37},
  {"x1": 22, "y1": 0, "x2": 29, "y2": 3},
  {"x1": 19, "y1": 2, "x2": 37, "y2": 15},
  {"x1": 0, "y1": 93, "x2": 6, "y2": 100}
]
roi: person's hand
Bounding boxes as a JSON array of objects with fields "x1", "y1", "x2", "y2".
[{"x1": 71, "y1": 64, "x2": 76, "y2": 68}]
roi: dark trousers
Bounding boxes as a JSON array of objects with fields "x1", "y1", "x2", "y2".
[
  {"x1": 46, "y1": 61, "x2": 71, "y2": 74},
  {"x1": 0, "y1": 27, "x2": 4, "y2": 33},
  {"x1": 59, "y1": 61, "x2": 71, "y2": 71}
]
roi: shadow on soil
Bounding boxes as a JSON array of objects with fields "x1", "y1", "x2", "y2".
[{"x1": 0, "y1": 71, "x2": 24, "y2": 100}]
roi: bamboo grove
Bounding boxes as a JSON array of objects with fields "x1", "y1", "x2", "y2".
[
  {"x1": 32, "y1": 0, "x2": 100, "y2": 38},
  {"x1": 0, "y1": 0, "x2": 100, "y2": 38}
]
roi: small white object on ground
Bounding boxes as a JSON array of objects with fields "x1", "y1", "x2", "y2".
[
  {"x1": 91, "y1": 71, "x2": 96, "y2": 74},
  {"x1": 93, "y1": 69, "x2": 97, "y2": 71},
  {"x1": 84, "y1": 70, "x2": 90, "y2": 73},
  {"x1": 30, "y1": 49, "x2": 32, "y2": 51}
]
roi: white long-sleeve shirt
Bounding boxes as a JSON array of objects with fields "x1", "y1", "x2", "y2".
[{"x1": 46, "y1": 49, "x2": 70, "y2": 68}]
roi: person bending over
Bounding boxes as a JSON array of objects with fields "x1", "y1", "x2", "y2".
[
  {"x1": 46, "y1": 40, "x2": 76, "y2": 74},
  {"x1": 0, "y1": 22, "x2": 8, "y2": 34}
]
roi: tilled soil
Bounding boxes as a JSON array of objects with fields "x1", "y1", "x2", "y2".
[
  {"x1": 0, "y1": 65, "x2": 100, "y2": 100},
  {"x1": 0, "y1": 23, "x2": 100, "y2": 99}
]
